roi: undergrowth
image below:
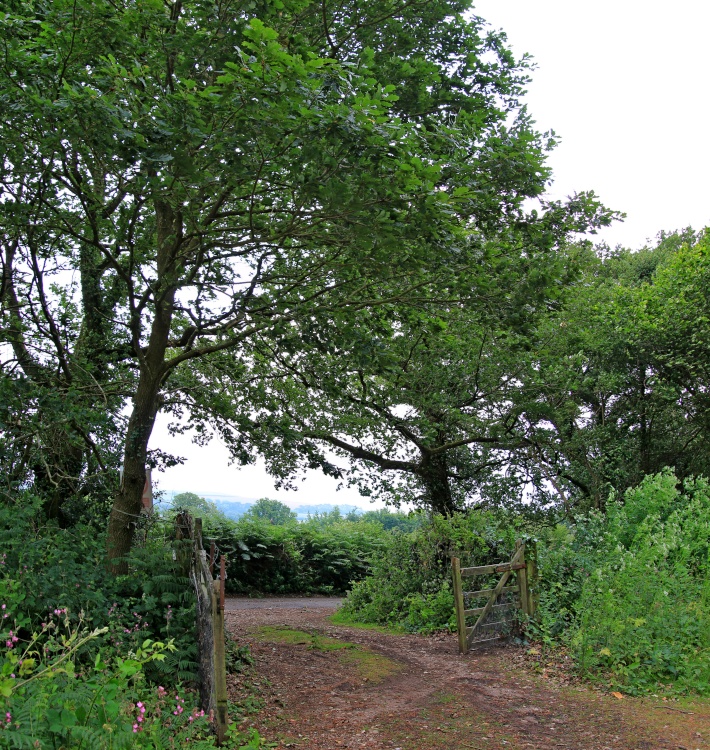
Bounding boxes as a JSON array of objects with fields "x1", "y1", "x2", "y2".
[
  {"x1": 337, "y1": 471, "x2": 710, "y2": 696},
  {"x1": 0, "y1": 498, "x2": 255, "y2": 748}
]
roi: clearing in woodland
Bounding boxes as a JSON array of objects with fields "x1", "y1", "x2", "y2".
[{"x1": 225, "y1": 599, "x2": 710, "y2": 750}]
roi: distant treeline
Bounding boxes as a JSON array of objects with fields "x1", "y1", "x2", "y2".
[{"x1": 163, "y1": 490, "x2": 379, "y2": 522}]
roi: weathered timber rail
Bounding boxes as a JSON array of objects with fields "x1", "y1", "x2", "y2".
[{"x1": 452, "y1": 539, "x2": 537, "y2": 654}]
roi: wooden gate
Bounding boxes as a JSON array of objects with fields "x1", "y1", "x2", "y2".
[{"x1": 451, "y1": 540, "x2": 537, "y2": 654}]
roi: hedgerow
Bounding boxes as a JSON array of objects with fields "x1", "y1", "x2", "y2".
[
  {"x1": 202, "y1": 514, "x2": 390, "y2": 595},
  {"x1": 563, "y1": 471, "x2": 710, "y2": 694}
]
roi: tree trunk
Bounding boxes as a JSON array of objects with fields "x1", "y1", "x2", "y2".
[
  {"x1": 106, "y1": 365, "x2": 164, "y2": 573},
  {"x1": 106, "y1": 199, "x2": 180, "y2": 572},
  {"x1": 418, "y1": 452, "x2": 458, "y2": 516}
]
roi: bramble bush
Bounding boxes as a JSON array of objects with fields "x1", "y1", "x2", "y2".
[{"x1": 0, "y1": 609, "x2": 268, "y2": 748}]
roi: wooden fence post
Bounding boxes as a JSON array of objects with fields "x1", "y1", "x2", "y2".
[
  {"x1": 451, "y1": 557, "x2": 468, "y2": 655},
  {"x1": 190, "y1": 517, "x2": 215, "y2": 717},
  {"x1": 526, "y1": 541, "x2": 538, "y2": 617},
  {"x1": 212, "y1": 557, "x2": 228, "y2": 745},
  {"x1": 516, "y1": 539, "x2": 529, "y2": 617}
]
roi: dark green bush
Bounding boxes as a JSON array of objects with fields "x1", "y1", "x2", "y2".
[
  {"x1": 0, "y1": 496, "x2": 197, "y2": 685},
  {"x1": 568, "y1": 472, "x2": 710, "y2": 694},
  {"x1": 203, "y1": 516, "x2": 388, "y2": 595},
  {"x1": 532, "y1": 470, "x2": 710, "y2": 694}
]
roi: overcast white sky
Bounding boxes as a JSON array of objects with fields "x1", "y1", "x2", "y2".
[
  {"x1": 475, "y1": 0, "x2": 710, "y2": 249},
  {"x1": 152, "y1": 1, "x2": 710, "y2": 508}
]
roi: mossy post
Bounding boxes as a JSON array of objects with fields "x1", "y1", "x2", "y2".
[
  {"x1": 191, "y1": 517, "x2": 216, "y2": 716},
  {"x1": 526, "y1": 541, "x2": 538, "y2": 617}
]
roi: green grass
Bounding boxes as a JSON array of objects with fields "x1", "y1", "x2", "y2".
[
  {"x1": 337, "y1": 648, "x2": 401, "y2": 683},
  {"x1": 253, "y1": 626, "x2": 401, "y2": 683},
  {"x1": 254, "y1": 625, "x2": 354, "y2": 650},
  {"x1": 329, "y1": 609, "x2": 406, "y2": 634},
  {"x1": 432, "y1": 691, "x2": 458, "y2": 705}
]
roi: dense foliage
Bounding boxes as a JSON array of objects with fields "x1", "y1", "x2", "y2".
[
  {"x1": 546, "y1": 471, "x2": 710, "y2": 694},
  {"x1": 511, "y1": 230, "x2": 710, "y2": 511},
  {"x1": 0, "y1": 0, "x2": 613, "y2": 566},
  {"x1": 197, "y1": 508, "x2": 413, "y2": 595},
  {"x1": 340, "y1": 470, "x2": 710, "y2": 695},
  {"x1": 0, "y1": 501, "x2": 274, "y2": 748},
  {"x1": 241, "y1": 498, "x2": 297, "y2": 526}
]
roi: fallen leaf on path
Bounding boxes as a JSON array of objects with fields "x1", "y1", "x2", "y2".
[{"x1": 611, "y1": 692, "x2": 624, "y2": 700}]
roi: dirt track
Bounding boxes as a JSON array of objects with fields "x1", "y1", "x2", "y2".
[
  {"x1": 225, "y1": 597, "x2": 344, "y2": 611},
  {"x1": 225, "y1": 598, "x2": 709, "y2": 750}
]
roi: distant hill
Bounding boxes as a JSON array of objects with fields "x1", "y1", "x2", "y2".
[{"x1": 160, "y1": 490, "x2": 364, "y2": 521}]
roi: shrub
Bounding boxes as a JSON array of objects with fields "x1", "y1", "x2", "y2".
[
  {"x1": 0, "y1": 498, "x2": 198, "y2": 686},
  {"x1": 338, "y1": 511, "x2": 517, "y2": 632},
  {"x1": 204, "y1": 516, "x2": 388, "y2": 595},
  {"x1": 568, "y1": 472, "x2": 710, "y2": 693},
  {"x1": 0, "y1": 602, "x2": 218, "y2": 749},
  {"x1": 532, "y1": 514, "x2": 608, "y2": 642}
]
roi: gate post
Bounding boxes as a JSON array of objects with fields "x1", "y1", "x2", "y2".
[
  {"x1": 526, "y1": 541, "x2": 538, "y2": 617},
  {"x1": 192, "y1": 517, "x2": 216, "y2": 716},
  {"x1": 212, "y1": 575, "x2": 228, "y2": 744},
  {"x1": 516, "y1": 539, "x2": 529, "y2": 616},
  {"x1": 451, "y1": 556, "x2": 468, "y2": 654}
]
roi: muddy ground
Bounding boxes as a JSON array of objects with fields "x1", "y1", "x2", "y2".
[{"x1": 225, "y1": 598, "x2": 709, "y2": 750}]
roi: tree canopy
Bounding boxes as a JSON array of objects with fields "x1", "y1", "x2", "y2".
[
  {"x1": 242, "y1": 498, "x2": 297, "y2": 525},
  {"x1": 497, "y1": 229, "x2": 710, "y2": 511},
  {"x1": 1, "y1": 0, "x2": 614, "y2": 558},
  {"x1": 170, "y1": 491, "x2": 222, "y2": 520}
]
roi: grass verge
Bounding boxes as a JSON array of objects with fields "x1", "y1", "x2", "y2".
[{"x1": 253, "y1": 626, "x2": 401, "y2": 683}]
